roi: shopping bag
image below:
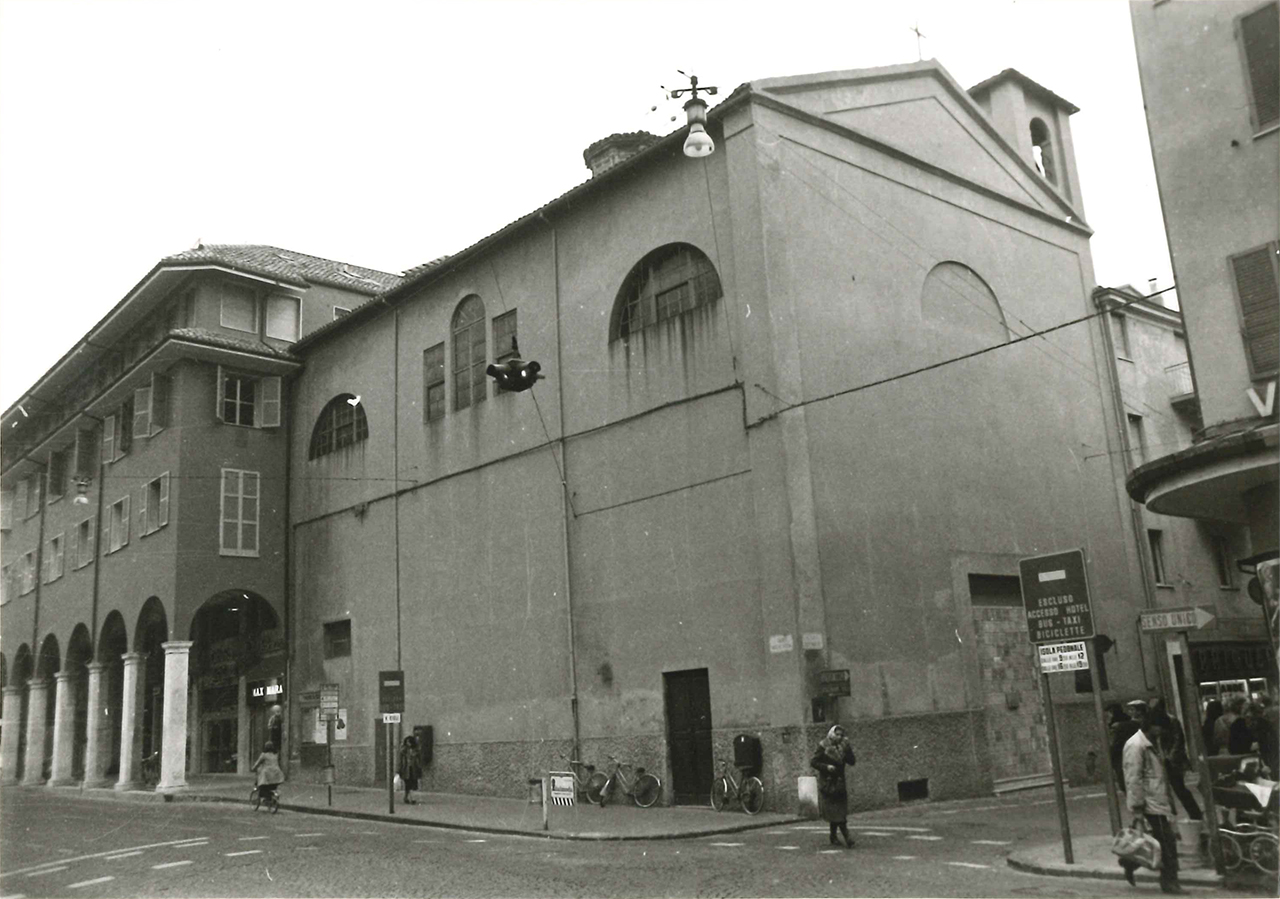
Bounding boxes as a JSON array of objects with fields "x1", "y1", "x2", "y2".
[
  {"x1": 394, "y1": 773, "x2": 404, "y2": 791},
  {"x1": 1110, "y1": 818, "x2": 1162, "y2": 870}
]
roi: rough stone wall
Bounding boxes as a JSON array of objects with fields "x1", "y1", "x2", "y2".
[{"x1": 973, "y1": 606, "x2": 1050, "y2": 781}]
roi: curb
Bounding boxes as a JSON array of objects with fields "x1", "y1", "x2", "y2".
[{"x1": 1005, "y1": 854, "x2": 1224, "y2": 886}]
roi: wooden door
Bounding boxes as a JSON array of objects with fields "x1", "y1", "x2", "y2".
[{"x1": 664, "y1": 669, "x2": 713, "y2": 805}]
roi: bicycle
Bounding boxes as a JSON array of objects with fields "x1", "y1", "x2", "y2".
[
  {"x1": 558, "y1": 752, "x2": 607, "y2": 805},
  {"x1": 596, "y1": 754, "x2": 662, "y2": 808},
  {"x1": 710, "y1": 758, "x2": 764, "y2": 815},
  {"x1": 249, "y1": 784, "x2": 280, "y2": 814}
]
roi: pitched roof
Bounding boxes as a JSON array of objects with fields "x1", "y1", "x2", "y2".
[
  {"x1": 162, "y1": 244, "x2": 402, "y2": 295},
  {"x1": 967, "y1": 67, "x2": 1079, "y2": 115},
  {"x1": 167, "y1": 327, "x2": 302, "y2": 360}
]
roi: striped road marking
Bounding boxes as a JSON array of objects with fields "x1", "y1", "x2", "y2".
[
  {"x1": 24, "y1": 869, "x2": 67, "y2": 878},
  {"x1": 776, "y1": 845, "x2": 800, "y2": 850},
  {"x1": 2, "y1": 838, "x2": 212, "y2": 879},
  {"x1": 819, "y1": 849, "x2": 843, "y2": 855},
  {"x1": 225, "y1": 850, "x2": 262, "y2": 857},
  {"x1": 67, "y1": 878, "x2": 114, "y2": 890},
  {"x1": 709, "y1": 842, "x2": 744, "y2": 847},
  {"x1": 947, "y1": 862, "x2": 991, "y2": 869},
  {"x1": 294, "y1": 833, "x2": 325, "y2": 838},
  {"x1": 105, "y1": 851, "x2": 144, "y2": 860},
  {"x1": 907, "y1": 835, "x2": 943, "y2": 841},
  {"x1": 152, "y1": 861, "x2": 193, "y2": 870},
  {"x1": 465, "y1": 839, "x2": 488, "y2": 844},
  {"x1": 858, "y1": 832, "x2": 892, "y2": 837},
  {"x1": 238, "y1": 836, "x2": 269, "y2": 841},
  {"x1": 849, "y1": 825, "x2": 932, "y2": 832},
  {"x1": 2, "y1": 893, "x2": 26, "y2": 898},
  {"x1": 971, "y1": 839, "x2": 1012, "y2": 845},
  {"x1": 893, "y1": 855, "x2": 918, "y2": 860}
]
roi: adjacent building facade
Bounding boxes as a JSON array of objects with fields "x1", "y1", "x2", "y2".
[
  {"x1": 1128, "y1": 0, "x2": 1279, "y2": 676},
  {"x1": 5, "y1": 56, "x2": 1244, "y2": 810}
]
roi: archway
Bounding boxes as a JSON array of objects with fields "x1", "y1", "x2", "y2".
[
  {"x1": 10, "y1": 645, "x2": 32, "y2": 782},
  {"x1": 134, "y1": 598, "x2": 169, "y2": 768},
  {"x1": 97, "y1": 612, "x2": 128, "y2": 778},
  {"x1": 35, "y1": 635, "x2": 61, "y2": 782},
  {"x1": 65, "y1": 625, "x2": 93, "y2": 780},
  {"x1": 188, "y1": 590, "x2": 282, "y2": 774}
]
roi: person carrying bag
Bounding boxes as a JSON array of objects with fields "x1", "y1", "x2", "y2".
[{"x1": 1111, "y1": 816, "x2": 1163, "y2": 871}]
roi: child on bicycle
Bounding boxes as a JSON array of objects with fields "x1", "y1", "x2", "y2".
[{"x1": 251, "y1": 741, "x2": 284, "y2": 804}]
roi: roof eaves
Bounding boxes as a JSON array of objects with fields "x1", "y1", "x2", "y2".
[{"x1": 968, "y1": 67, "x2": 1080, "y2": 115}]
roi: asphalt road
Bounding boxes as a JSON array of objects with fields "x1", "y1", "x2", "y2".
[{"x1": 1, "y1": 790, "x2": 1181, "y2": 898}]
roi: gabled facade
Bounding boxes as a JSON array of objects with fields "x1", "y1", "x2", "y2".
[
  {"x1": 0, "y1": 246, "x2": 399, "y2": 790},
  {"x1": 283, "y1": 60, "x2": 1158, "y2": 807}
]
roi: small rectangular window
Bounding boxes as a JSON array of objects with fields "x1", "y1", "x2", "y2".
[
  {"x1": 1228, "y1": 242, "x2": 1280, "y2": 377},
  {"x1": 0, "y1": 487, "x2": 11, "y2": 530},
  {"x1": 102, "y1": 414, "x2": 117, "y2": 465},
  {"x1": 324, "y1": 619, "x2": 352, "y2": 659},
  {"x1": 1238, "y1": 1, "x2": 1279, "y2": 132},
  {"x1": 1214, "y1": 537, "x2": 1235, "y2": 588},
  {"x1": 119, "y1": 397, "x2": 134, "y2": 456},
  {"x1": 0, "y1": 564, "x2": 11, "y2": 605},
  {"x1": 1127, "y1": 414, "x2": 1147, "y2": 466},
  {"x1": 108, "y1": 496, "x2": 131, "y2": 553},
  {"x1": 221, "y1": 285, "x2": 257, "y2": 332},
  {"x1": 48, "y1": 448, "x2": 67, "y2": 501},
  {"x1": 141, "y1": 472, "x2": 170, "y2": 535},
  {"x1": 24, "y1": 474, "x2": 41, "y2": 518},
  {"x1": 220, "y1": 468, "x2": 260, "y2": 556},
  {"x1": 265, "y1": 295, "x2": 300, "y2": 342},
  {"x1": 222, "y1": 372, "x2": 257, "y2": 426},
  {"x1": 1110, "y1": 312, "x2": 1131, "y2": 358},
  {"x1": 133, "y1": 385, "x2": 152, "y2": 438},
  {"x1": 22, "y1": 551, "x2": 36, "y2": 594},
  {"x1": 423, "y1": 343, "x2": 445, "y2": 423},
  {"x1": 44, "y1": 533, "x2": 64, "y2": 582},
  {"x1": 151, "y1": 373, "x2": 171, "y2": 433},
  {"x1": 76, "y1": 518, "x2": 95, "y2": 569},
  {"x1": 967, "y1": 573, "x2": 1024, "y2": 607},
  {"x1": 1148, "y1": 529, "x2": 1169, "y2": 585}
]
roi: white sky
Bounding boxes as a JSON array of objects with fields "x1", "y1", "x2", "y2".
[{"x1": 0, "y1": 0, "x2": 1174, "y2": 410}]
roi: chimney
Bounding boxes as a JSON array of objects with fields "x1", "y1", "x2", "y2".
[
  {"x1": 583, "y1": 132, "x2": 659, "y2": 178},
  {"x1": 1148, "y1": 277, "x2": 1159, "y2": 295}
]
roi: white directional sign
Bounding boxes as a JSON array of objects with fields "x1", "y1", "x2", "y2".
[
  {"x1": 381, "y1": 712, "x2": 401, "y2": 724},
  {"x1": 1140, "y1": 605, "x2": 1216, "y2": 633},
  {"x1": 548, "y1": 772, "x2": 575, "y2": 807},
  {"x1": 1038, "y1": 641, "x2": 1089, "y2": 673}
]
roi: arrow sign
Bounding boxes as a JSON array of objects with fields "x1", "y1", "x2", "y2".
[{"x1": 1140, "y1": 605, "x2": 1216, "y2": 633}]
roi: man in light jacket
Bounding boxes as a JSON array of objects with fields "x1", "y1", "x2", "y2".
[{"x1": 1122, "y1": 700, "x2": 1182, "y2": 894}]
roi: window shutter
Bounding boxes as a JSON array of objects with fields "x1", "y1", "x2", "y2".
[
  {"x1": 159, "y1": 472, "x2": 170, "y2": 528},
  {"x1": 151, "y1": 373, "x2": 171, "y2": 432},
  {"x1": 55, "y1": 536, "x2": 64, "y2": 578},
  {"x1": 1231, "y1": 244, "x2": 1280, "y2": 376},
  {"x1": 133, "y1": 386, "x2": 152, "y2": 438},
  {"x1": 42, "y1": 544, "x2": 51, "y2": 583},
  {"x1": 216, "y1": 365, "x2": 226, "y2": 421},
  {"x1": 121, "y1": 494, "x2": 130, "y2": 546},
  {"x1": 102, "y1": 414, "x2": 116, "y2": 464},
  {"x1": 85, "y1": 518, "x2": 95, "y2": 564},
  {"x1": 69, "y1": 526, "x2": 79, "y2": 569},
  {"x1": 138, "y1": 481, "x2": 149, "y2": 534},
  {"x1": 15, "y1": 480, "x2": 27, "y2": 521},
  {"x1": 260, "y1": 376, "x2": 282, "y2": 428},
  {"x1": 1241, "y1": 3, "x2": 1280, "y2": 131}
]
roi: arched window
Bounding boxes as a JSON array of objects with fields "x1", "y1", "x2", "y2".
[
  {"x1": 610, "y1": 243, "x2": 722, "y2": 342},
  {"x1": 1030, "y1": 118, "x2": 1057, "y2": 184},
  {"x1": 921, "y1": 262, "x2": 1009, "y2": 353},
  {"x1": 452, "y1": 295, "x2": 487, "y2": 410},
  {"x1": 309, "y1": 394, "x2": 369, "y2": 460}
]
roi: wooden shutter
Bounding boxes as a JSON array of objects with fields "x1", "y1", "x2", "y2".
[
  {"x1": 14, "y1": 480, "x2": 27, "y2": 522},
  {"x1": 54, "y1": 535, "x2": 64, "y2": 578},
  {"x1": 121, "y1": 494, "x2": 130, "y2": 547},
  {"x1": 69, "y1": 526, "x2": 79, "y2": 570},
  {"x1": 158, "y1": 472, "x2": 170, "y2": 528},
  {"x1": 1230, "y1": 243, "x2": 1280, "y2": 376},
  {"x1": 216, "y1": 365, "x2": 226, "y2": 421},
  {"x1": 1240, "y1": 2, "x2": 1280, "y2": 131},
  {"x1": 260, "y1": 377, "x2": 281, "y2": 428},
  {"x1": 84, "y1": 518, "x2": 95, "y2": 564},
  {"x1": 133, "y1": 386, "x2": 151, "y2": 438},
  {"x1": 102, "y1": 414, "x2": 116, "y2": 464},
  {"x1": 138, "y1": 481, "x2": 149, "y2": 535},
  {"x1": 151, "y1": 373, "x2": 171, "y2": 432},
  {"x1": 42, "y1": 543, "x2": 51, "y2": 583}
]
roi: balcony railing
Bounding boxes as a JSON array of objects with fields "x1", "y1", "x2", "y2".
[{"x1": 1166, "y1": 361, "x2": 1194, "y2": 399}]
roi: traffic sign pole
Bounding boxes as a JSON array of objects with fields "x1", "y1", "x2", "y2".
[
  {"x1": 388, "y1": 721, "x2": 395, "y2": 815},
  {"x1": 1039, "y1": 667, "x2": 1073, "y2": 864},
  {"x1": 1176, "y1": 630, "x2": 1223, "y2": 873},
  {"x1": 1086, "y1": 638, "x2": 1123, "y2": 833}
]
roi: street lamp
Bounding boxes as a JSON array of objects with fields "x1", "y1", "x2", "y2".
[
  {"x1": 73, "y1": 475, "x2": 92, "y2": 505},
  {"x1": 667, "y1": 73, "x2": 718, "y2": 158}
]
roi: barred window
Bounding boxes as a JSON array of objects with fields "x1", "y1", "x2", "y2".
[
  {"x1": 309, "y1": 395, "x2": 369, "y2": 460},
  {"x1": 611, "y1": 244, "x2": 722, "y2": 342}
]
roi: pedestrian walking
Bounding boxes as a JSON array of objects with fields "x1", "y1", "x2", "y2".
[
  {"x1": 810, "y1": 724, "x2": 857, "y2": 848},
  {"x1": 398, "y1": 735, "x2": 422, "y2": 804},
  {"x1": 267, "y1": 703, "x2": 284, "y2": 753},
  {"x1": 251, "y1": 741, "x2": 285, "y2": 805},
  {"x1": 1121, "y1": 701, "x2": 1182, "y2": 894},
  {"x1": 1150, "y1": 698, "x2": 1201, "y2": 821},
  {"x1": 1201, "y1": 700, "x2": 1223, "y2": 758},
  {"x1": 1225, "y1": 697, "x2": 1253, "y2": 755},
  {"x1": 1108, "y1": 702, "x2": 1139, "y2": 793}
]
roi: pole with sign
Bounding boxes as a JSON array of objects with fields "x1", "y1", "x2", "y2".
[
  {"x1": 1140, "y1": 606, "x2": 1223, "y2": 873},
  {"x1": 380, "y1": 671, "x2": 405, "y2": 815},
  {"x1": 1020, "y1": 549, "x2": 1122, "y2": 862},
  {"x1": 320, "y1": 684, "x2": 339, "y2": 807}
]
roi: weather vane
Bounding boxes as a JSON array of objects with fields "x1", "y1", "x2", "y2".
[{"x1": 909, "y1": 21, "x2": 927, "y2": 60}]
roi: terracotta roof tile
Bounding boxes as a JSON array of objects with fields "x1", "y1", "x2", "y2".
[
  {"x1": 167, "y1": 327, "x2": 302, "y2": 360},
  {"x1": 162, "y1": 245, "x2": 403, "y2": 295}
]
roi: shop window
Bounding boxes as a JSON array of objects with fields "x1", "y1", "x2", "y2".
[{"x1": 324, "y1": 620, "x2": 351, "y2": 659}]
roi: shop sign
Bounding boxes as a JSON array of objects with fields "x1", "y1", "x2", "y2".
[
  {"x1": 818, "y1": 669, "x2": 851, "y2": 697},
  {"x1": 247, "y1": 676, "x2": 285, "y2": 705},
  {"x1": 1019, "y1": 549, "x2": 1095, "y2": 643},
  {"x1": 379, "y1": 670, "x2": 405, "y2": 714},
  {"x1": 1191, "y1": 643, "x2": 1274, "y2": 679}
]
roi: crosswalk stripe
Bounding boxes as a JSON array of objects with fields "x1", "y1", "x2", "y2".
[
  {"x1": 465, "y1": 839, "x2": 487, "y2": 843},
  {"x1": 152, "y1": 861, "x2": 193, "y2": 870},
  {"x1": 947, "y1": 861, "x2": 991, "y2": 869},
  {"x1": 819, "y1": 849, "x2": 843, "y2": 855},
  {"x1": 971, "y1": 839, "x2": 1011, "y2": 845},
  {"x1": 225, "y1": 850, "x2": 262, "y2": 857},
  {"x1": 858, "y1": 832, "x2": 892, "y2": 837},
  {"x1": 907, "y1": 835, "x2": 943, "y2": 841},
  {"x1": 105, "y1": 851, "x2": 144, "y2": 860},
  {"x1": 2, "y1": 892, "x2": 27, "y2": 898},
  {"x1": 776, "y1": 846, "x2": 800, "y2": 850},
  {"x1": 294, "y1": 833, "x2": 325, "y2": 838},
  {"x1": 710, "y1": 842, "x2": 744, "y2": 847},
  {"x1": 849, "y1": 825, "x2": 932, "y2": 832},
  {"x1": 67, "y1": 877, "x2": 114, "y2": 890},
  {"x1": 24, "y1": 868, "x2": 67, "y2": 878},
  {"x1": 238, "y1": 836, "x2": 268, "y2": 841},
  {"x1": 893, "y1": 855, "x2": 917, "y2": 860}
]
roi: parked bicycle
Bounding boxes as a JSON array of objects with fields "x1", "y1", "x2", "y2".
[
  {"x1": 710, "y1": 757, "x2": 764, "y2": 815},
  {"x1": 249, "y1": 784, "x2": 280, "y2": 814},
  {"x1": 558, "y1": 752, "x2": 607, "y2": 805},
  {"x1": 596, "y1": 754, "x2": 662, "y2": 808}
]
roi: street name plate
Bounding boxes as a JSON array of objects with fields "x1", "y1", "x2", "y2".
[
  {"x1": 1140, "y1": 605, "x2": 1216, "y2": 632},
  {"x1": 818, "y1": 669, "x2": 851, "y2": 697},
  {"x1": 382, "y1": 712, "x2": 401, "y2": 724},
  {"x1": 1037, "y1": 641, "x2": 1089, "y2": 673},
  {"x1": 1019, "y1": 549, "x2": 1095, "y2": 644}
]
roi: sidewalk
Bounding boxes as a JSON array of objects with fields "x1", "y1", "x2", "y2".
[
  {"x1": 67, "y1": 775, "x2": 799, "y2": 841},
  {"x1": 1007, "y1": 834, "x2": 1224, "y2": 887}
]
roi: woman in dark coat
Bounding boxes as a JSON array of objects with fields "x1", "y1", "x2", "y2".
[
  {"x1": 398, "y1": 736, "x2": 422, "y2": 804},
  {"x1": 810, "y1": 724, "x2": 857, "y2": 848}
]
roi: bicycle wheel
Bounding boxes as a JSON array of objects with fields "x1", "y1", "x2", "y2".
[
  {"x1": 1249, "y1": 832, "x2": 1278, "y2": 875},
  {"x1": 632, "y1": 773, "x2": 661, "y2": 808},
  {"x1": 586, "y1": 772, "x2": 608, "y2": 805},
  {"x1": 1217, "y1": 833, "x2": 1244, "y2": 871},
  {"x1": 710, "y1": 776, "x2": 730, "y2": 812},
  {"x1": 250, "y1": 788, "x2": 261, "y2": 811},
  {"x1": 740, "y1": 776, "x2": 764, "y2": 815}
]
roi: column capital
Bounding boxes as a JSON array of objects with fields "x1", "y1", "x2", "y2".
[
  {"x1": 161, "y1": 641, "x2": 194, "y2": 654},
  {"x1": 2, "y1": 684, "x2": 24, "y2": 696},
  {"x1": 26, "y1": 677, "x2": 50, "y2": 690},
  {"x1": 54, "y1": 671, "x2": 76, "y2": 683},
  {"x1": 121, "y1": 651, "x2": 147, "y2": 665},
  {"x1": 87, "y1": 661, "x2": 108, "y2": 673}
]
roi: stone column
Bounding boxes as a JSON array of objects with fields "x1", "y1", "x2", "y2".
[
  {"x1": 237, "y1": 674, "x2": 250, "y2": 775},
  {"x1": 114, "y1": 653, "x2": 146, "y2": 790},
  {"x1": 157, "y1": 641, "x2": 192, "y2": 793},
  {"x1": 0, "y1": 685, "x2": 25, "y2": 785},
  {"x1": 21, "y1": 679, "x2": 50, "y2": 786},
  {"x1": 82, "y1": 662, "x2": 110, "y2": 787},
  {"x1": 48, "y1": 671, "x2": 80, "y2": 786}
]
